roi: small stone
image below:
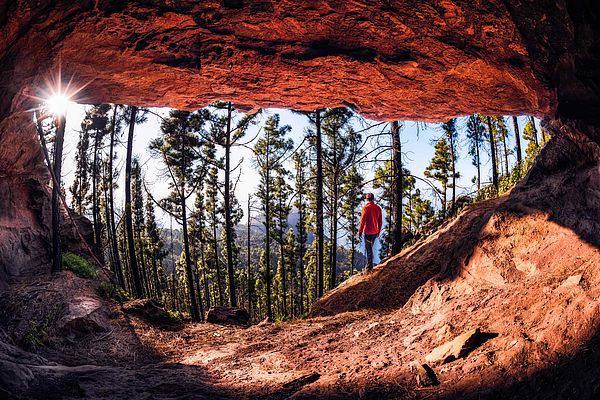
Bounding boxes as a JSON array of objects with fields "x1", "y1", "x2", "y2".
[
  {"x1": 557, "y1": 274, "x2": 582, "y2": 291},
  {"x1": 410, "y1": 361, "x2": 439, "y2": 387}
]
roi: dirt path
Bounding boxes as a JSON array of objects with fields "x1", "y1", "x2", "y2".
[{"x1": 5, "y1": 163, "x2": 600, "y2": 399}]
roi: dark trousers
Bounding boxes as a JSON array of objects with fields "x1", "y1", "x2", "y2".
[{"x1": 364, "y1": 233, "x2": 377, "y2": 269}]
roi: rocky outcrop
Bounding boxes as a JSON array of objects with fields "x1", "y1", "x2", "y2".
[
  {"x1": 206, "y1": 306, "x2": 250, "y2": 325},
  {"x1": 122, "y1": 299, "x2": 183, "y2": 328}
]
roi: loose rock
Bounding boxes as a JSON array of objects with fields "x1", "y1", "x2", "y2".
[
  {"x1": 206, "y1": 307, "x2": 250, "y2": 325},
  {"x1": 425, "y1": 328, "x2": 488, "y2": 364},
  {"x1": 410, "y1": 361, "x2": 439, "y2": 387}
]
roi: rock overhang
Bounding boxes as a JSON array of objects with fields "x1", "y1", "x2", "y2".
[{"x1": 2, "y1": 0, "x2": 579, "y2": 123}]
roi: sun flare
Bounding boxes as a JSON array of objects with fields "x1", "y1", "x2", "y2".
[
  {"x1": 46, "y1": 93, "x2": 71, "y2": 117},
  {"x1": 29, "y1": 64, "x2": 92, "y2": 119}
]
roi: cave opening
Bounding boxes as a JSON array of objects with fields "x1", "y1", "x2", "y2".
[{"x1": 2, "y1": 1, "x2": 600, "y2": 398}]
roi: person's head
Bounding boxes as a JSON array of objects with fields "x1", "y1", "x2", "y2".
[{"x1": 365, "y1": 192, "x2": 375, "y2": 202}]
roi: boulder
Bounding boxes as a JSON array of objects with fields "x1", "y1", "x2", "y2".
[
  {"x1": 425, "y1": 328, "x2": 487, "y2": 365},
  {"x1": 121, "y1": 299, "x2": 182, "y2": 328},
  {"x1": 206, "y1": 307, "x2": 250, "y2": 325},
  {"x1": 57, "y1": 296, "x2": 108, "y2": 336}
]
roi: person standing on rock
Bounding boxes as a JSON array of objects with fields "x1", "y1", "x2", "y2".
[{"x1": 358, "y1": 192, "x2": 382, "y2": 272}]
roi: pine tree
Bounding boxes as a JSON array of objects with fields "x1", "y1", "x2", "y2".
[
  {"x1": 374, "y1": 161, "x2": 413, "y2": 256},
  {"x1": 294, "y1": 109, "x2": 326, "y2": 299},
  {"x1": 50, "y1": 110, "x2": 67, "y2": 273},
  {"x1": 390, "y1": 121, "x2": 404, "y2": 253},
  {"x1": 441, "y1": 119, "x2": 459, "y2": 215},
  {"x1": 131, "y1": 157, "x2": 150, "y2": 296},
  {"x1": 282, "y1": 229, "x2": 297, "y2": 317},
  {"x1": 206, "y1": 102, "x2": 260, "y2": 307},
  {"x1": 522, "y1": 119, "x2": 540, "y2": 166},
  {"x1": 69, "y1": 125, "x2": 91, "y2": 215},
  {"x1": 292, "y1": 152, "x2": 309, "y2": 315},
  {"x1": 466, "y1": 115, "x2": 485, "y2": 191},
  {"x1": 254, "y1": 114, "x2": 293, "y2": 320},
  {"x1": 405, "y1": 188, "x2": 434, "y2": 233},
  {"x1": 484, "y1": 116, "x2": 499, "y2": 190},
  {"x1": 149, "y1": 109, "x2": 206, "y2": 322},
  {"x1": 495, "y1": 117, "x2": 510, "y2": 176},
  {"x1": 340, "y1": 164, "x2": 364, "y2": 275},
  {"x1": 87, "y1": 104, "x2": 111, "y2": 256},
  {"x1": 527, "y1": 116, "x2": 539, "y2": 147},
  {"x1": 273, "y1": 172, "x2": 292, "y2": 317},
  {"x1": 322, "y1": 108, "x2": 355, "y2": 288},
  {"x1": 512, "y1": 116, "x2": 523, "y2": 166},
  {"x1": 205, "y1": 164, "x2": 225, "y2": 306},
  {"x1": 124, "y1": 106, "x2": 146, "y2": 298},
  {"x1": 188, "y1": 181, "x2": 209, "y2": 317},
  {"x1": 425, "y1": 138, "x2": 453, "y2": 217},
  {"x1": 145, "y1": 195, "x2": 165, "y2": 300},
  {"x1": 107, "y1": 104, "x2": 124, "y2": 287}
]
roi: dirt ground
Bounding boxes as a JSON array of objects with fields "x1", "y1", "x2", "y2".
[{"x1": 3, "y1": 162, "x2": 600, "y2": 399}]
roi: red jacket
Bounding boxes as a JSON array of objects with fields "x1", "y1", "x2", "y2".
[{"x1": 358, "y1": 201, "x2": 382, "y2": 235}]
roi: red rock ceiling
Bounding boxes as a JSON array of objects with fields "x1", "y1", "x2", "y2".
[{"x1": 0, "y1": 0, "x2": 572, "y2": 123}]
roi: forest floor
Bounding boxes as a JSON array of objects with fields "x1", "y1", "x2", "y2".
[{"x1": 3, "y1": 163, "x2": 600, "y2": 399}]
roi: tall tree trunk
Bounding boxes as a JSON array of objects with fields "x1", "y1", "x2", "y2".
[
  {"x1": 92, "y1": 131, "x2": 102, "y2": 256},
  {"x1": 298, "y1": 198, "x2": 305, "y2": 316},
  {"x1": 103, "y1": 174, "x2": 115, "y2": 269},
  {"x1": 181, "y1": 192, "x2": 200, "y2": 322},
  {"x1": 475, "y1": 122, "x2": 481, "y2": 191},
  {"x1": 391, "y1": 121, "x2": 403, "y2": 253},
  {"x1": 529, "y1": 116, "x2": 539, "y2": 146},
  {"x1": 442, "y1": 183, "x2": 447, "y2": 217},
  {"x1": 51, "y1": 114, "x2": 66, "y2": 273},
  {"x1": 223, "y1": 102, "x2": 237, "y2": 307},
  {"x1": 330, "y1": 131, "x2": 339, "y2": 289},
  {"x1": 331, "y1": 196, "x2": 338, "y2": 288},
  {"x1": 138, "y1": 234, "x2": 150, "y2": 297},
  {"x1": 315, "y1": 109, "x2": 325, "y2": 298},
  {"x1": 108, "y1": 104, "x2": 124, "y2": 287},
  {"x1": 486, "y1": 116, "x2": 499, "y2": 190},
  {"x1": 448, "y1": 126, "x2": 456, "y2": 216},
  {"x1": 247, "y1": 194, "x2": 253, "y2": 319},
  {"x1": 278, "y1": 194, "x2": 287, "y2": 316},
  {"x1": 502, "y1": 134, "x2": 509, "y2": 176},
  {"x1": 213, "y1": 209, "x2": 224, "y2": 306},
  {"x1": 151, "y1": 251, "x2": 161, "y2": 299},
  {"x1": 512, "y1": 116, "x2": 522, "y2": 165},
  {"x1": 194, "y1": 265, "x2": 204, "y2": 321},
  {"x1": 125, "y1": 106, "x2": 143, "y2": 297},
  {"x1": 265, "y1": 156, "x2": 273, "y2": 320},
  {"x1": 350, "y1": 233, "x2": 355, "y2": 276},
  {"x1": 200, "y1": 234, "x2": 211, "y2": 311}
]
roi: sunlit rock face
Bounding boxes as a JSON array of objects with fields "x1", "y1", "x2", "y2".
[
  {"x1": 0, "y1": 0, "x2": 572, "y2": 121},
  {"x1": 0, "y1": 1, "x2": 599, "y2": 279}
]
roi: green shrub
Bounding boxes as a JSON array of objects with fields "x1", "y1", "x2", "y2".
[
  {"x1": 63, "y1": 252, "x2": 97, "y2": 279},
  {"x1": 274, "y1": 315, "x2": 290, "y2": 323},
  {"x1": 167, "y1": 309, "x2": 183, "y2": 323},
  {"x1": 97, "y1": 282, "x2": 130, "y2": 302},
  {"x1": 23, "y1": 318, "x2": 50, "y2": 351}
]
